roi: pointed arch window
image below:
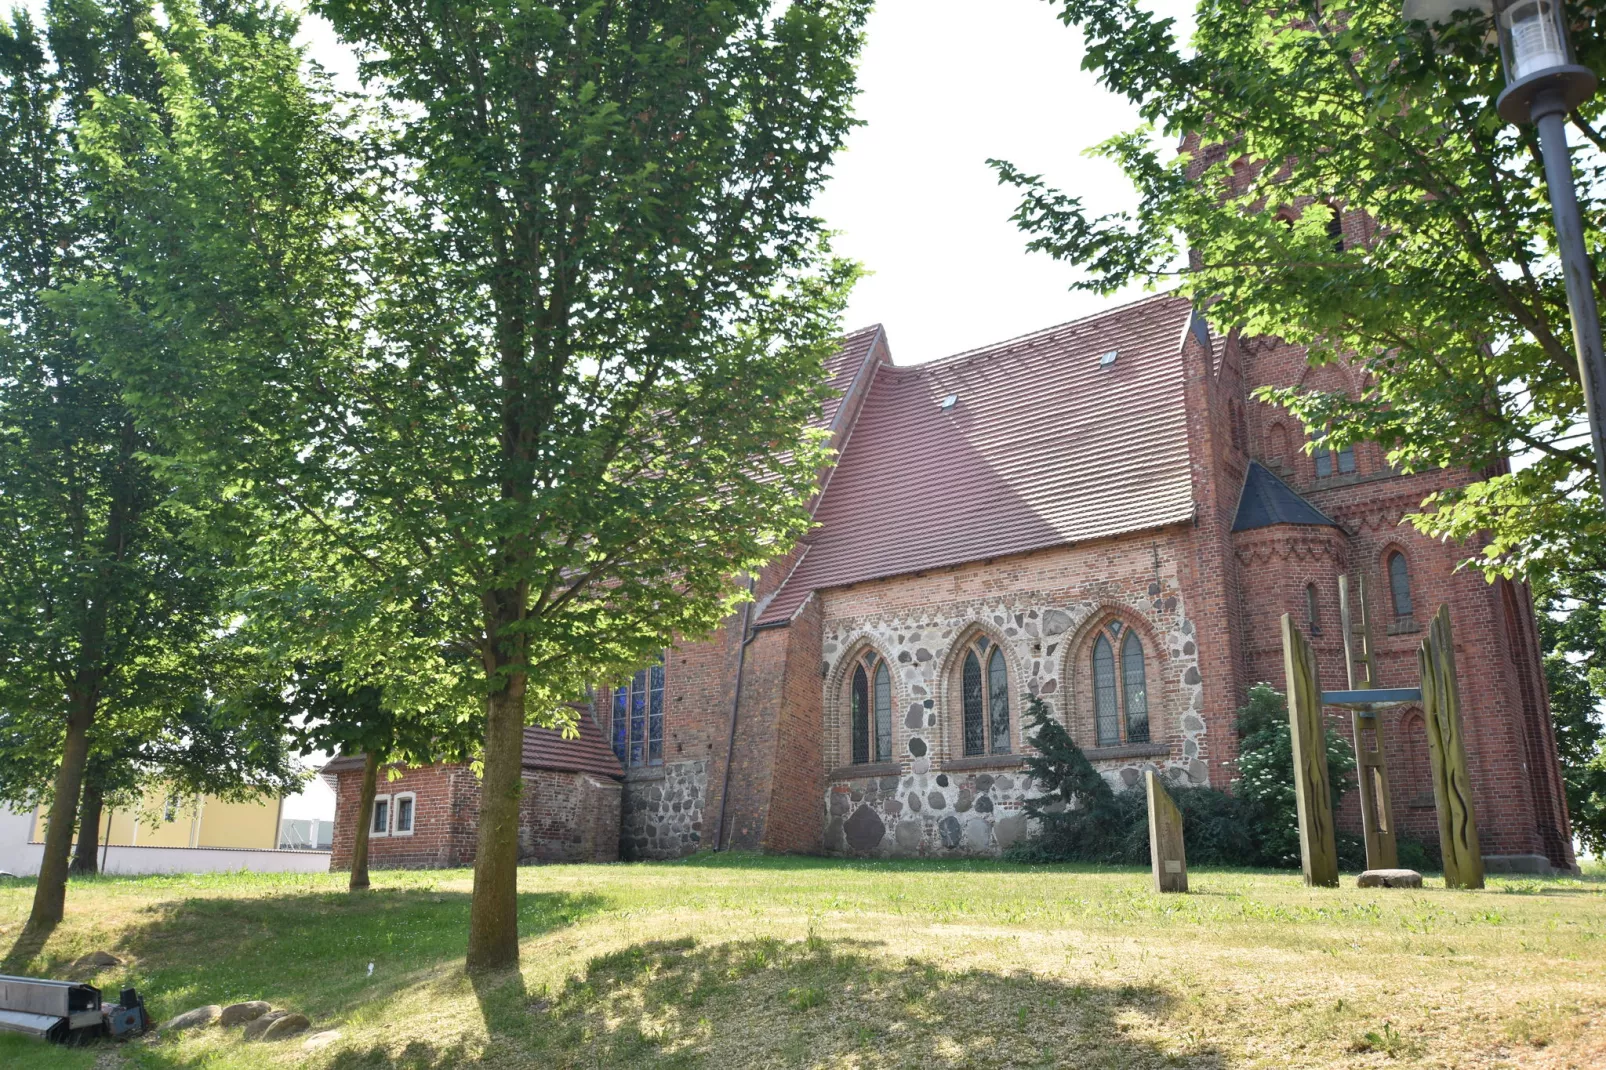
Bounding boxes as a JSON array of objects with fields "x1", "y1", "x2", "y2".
[
  {"x1": 850, "y1": 651, "x2": 892, "y2": 764},
  {"x1": 1092, "y1": 621, "x2": 1151, "y2": 746},
  {"x1": 611, "y1": 655, "x2": 665, "y2": 768},
  {"x1": 1387, "y1": 552, "x2": 1414, "y2": 618},
  {"x1": 961, "y1": 636, "x2": 1011, "y2": 757}
]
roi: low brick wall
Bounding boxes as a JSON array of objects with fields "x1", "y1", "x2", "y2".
[{"x1": 329, "y1": 764, "x2": 621, "y2": 870}]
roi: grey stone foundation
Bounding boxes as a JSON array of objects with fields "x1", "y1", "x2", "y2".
[{"x1": 621, "y1": 759, "x2": 707, "y2": 860}]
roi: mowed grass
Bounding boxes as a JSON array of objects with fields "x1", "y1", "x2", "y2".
[{"x1": 0, "y1": 856, "x2": 1603, "y2": 1069}]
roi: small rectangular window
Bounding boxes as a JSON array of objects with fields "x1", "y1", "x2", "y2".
[
  {"x1": 394, "y1": 794, "x2": 414, "y2": 835},
  {"x1": 1314, "y1": 447, "x2": 1333, "y2": 478},
  {"x1": 1337, "y1": 445, "x2": 1356, "y2": 474},
  {"x1": 371, "y1": 795, "x2": 390, "y2": 837}
]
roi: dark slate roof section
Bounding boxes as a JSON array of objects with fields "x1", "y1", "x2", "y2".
[
  {"x1": 318, "y1": 710, "x2": 623, "y2": 781},
  {"x1": 1231, "y1": 461, "x2": 1341, "y2": 532},
  {"x1": 755, "y1": 294, "x2": 1199, "y2": 626}
]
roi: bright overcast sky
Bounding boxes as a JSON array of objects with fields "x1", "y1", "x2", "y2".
[{"x1": 296, "y1": 0, "x2": 1194, "y2": 367}]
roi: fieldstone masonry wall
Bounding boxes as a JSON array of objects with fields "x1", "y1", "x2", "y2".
[
  {"x1": 621, "y1": 759, "x2": 708, "y2": 860},
  {"x1": 818, "y1": 560, "x2": 1207, "y2": 857}
]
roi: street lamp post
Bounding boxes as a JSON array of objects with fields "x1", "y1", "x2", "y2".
[{"x1": 1405, "y1": 0, "x2": 1606, "y2": 497}]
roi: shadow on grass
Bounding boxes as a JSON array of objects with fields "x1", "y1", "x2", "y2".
[
  {"x1": 2, "y1": 921, "x2": 55, "y2": 975},
  {"x1": 4, "y1": 885, "x2": 605, "y2": 1041},
  {"x1": 418, "y1": 935, "x2": 1227, "y2": 1070}
]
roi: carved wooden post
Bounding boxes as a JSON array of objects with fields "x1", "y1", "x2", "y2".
[
  {"x1": 1338, "y1": 575, "x2": 1398, "y2": 871},
  {"x1": 1146, "y1": 770, "x2": 1187, "y2": 893},
  {"x1": 1282, "y1": 614, "x2": 1338, "y2": 887},
  {"x1": 1418, "y1": 605, "x2": 1485, "y2": 890}
]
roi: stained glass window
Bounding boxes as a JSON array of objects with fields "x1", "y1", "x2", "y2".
[
  {"x1": 1388, "y1": 552, "x2": 1413, "y2": 618},
  {"x1": 611, "y1": 655, "x2": 665, "y2": 768},
  {"x1": 987, "y1": 647, "x2": 1011, "y2": 753},
  {"x1": 962, "y1": 651, "x2": 985, "y2": 757},
  {"x1": 1093, "y1": 635, "x2": 1119, "y2": 745},
  {"x1": 1121, "y1": 632, "x2": 1149, "y2": 743}
]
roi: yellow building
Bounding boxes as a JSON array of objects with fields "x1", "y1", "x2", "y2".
[{"x1": 34, "y1": 789, "x2": 283, "y2": 850}]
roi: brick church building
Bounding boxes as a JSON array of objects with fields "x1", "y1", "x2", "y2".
[{"x1": 327, "y1": 293, "x2": 1576, "y2": 876}]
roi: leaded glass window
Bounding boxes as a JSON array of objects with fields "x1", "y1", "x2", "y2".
[
  {"x1": 1121, "y1": 632, "x2": 1149, "y2": 743},
  {"x1": 962, "y1": 651, "x2": 985, "y2": 756},
  {"x1": 611, "y1": 655, "x2": 665, "y2": 768},
  {"x1": 987, "y1": 648, "x2": 1011, "y2": 753},
  {"x1": 961, "y1": 638, "x2": 1011, "y2": 756},
  {"x1": 874, "y1": 659, "x2": 892, "y2": 762},
  {"x1": 1092, "y1": 635, "x2": 1119, "y2": 745},
  {"x1": 1388, "y1": 552, "x2": 1413, "y2": 618},
  {"x1": 850, "y1": 652, "x2": 893, "y2": 764},
  {"x1": 851, "y1": 664, "x2": 870, "y2": 764},
  {"x1": 1093, "y1": 622, "x2": 1152, "y2": 747}
]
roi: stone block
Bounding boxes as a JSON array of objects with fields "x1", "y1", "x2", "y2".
[
  {"x1": 161, "y1": 1005, "x2": 221, "y2": 1032},
  {"x1": 260, "y1": 1013, "x2": 311, "y2": 1041},
  {"x1": 1356, "y1": 869, "x2": 1422, "y2": 889},
  {"x1": 1145, "y1": 770, "x2": 1187, "y2": 894},
  {"x1": 220, "y1": 1001, "x2": 271, "y2": 1026}
]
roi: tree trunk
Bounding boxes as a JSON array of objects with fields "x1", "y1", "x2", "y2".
[
  {"x1": 28, "y1": 694, "x2": 95, "y2": 930},
  {"x1": 350, "y1": 750, "x2": 379, "y2": 891},
  {"x1": 466, "y1": 678, "x2": 526, "y2": 972},
  {"x1": 70, "y1": 773, "x2": 104, "y2": 877}
]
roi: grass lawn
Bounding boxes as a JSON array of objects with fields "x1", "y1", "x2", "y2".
[{"x1": 0, "y1": 856, "x2": 1602, "y2": 1069}]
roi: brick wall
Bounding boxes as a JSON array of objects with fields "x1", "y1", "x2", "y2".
[{"x1": 328, "y1": 762, "x2": 620, "y2": 870}]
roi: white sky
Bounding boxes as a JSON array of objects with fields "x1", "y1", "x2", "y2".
[{"x1": 296, "y1": 0, "x2": 1194, "y2": 367}]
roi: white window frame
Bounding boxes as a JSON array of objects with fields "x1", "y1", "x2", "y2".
[
  {"x1": 391, "y1": 792, "x2": 416, "y2": 837},
  {"x1": 370, "y1": 793, "x2": 391, "y2": 838}
]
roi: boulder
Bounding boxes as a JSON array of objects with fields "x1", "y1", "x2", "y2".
[
  {"x1": 260, "y1": 1013, "x2": 311, "y2": 1041},
  {"x1": 1357, "y1": 868, "x2": 1424, "y2": 889},
  {"x1": 76, "y1": 950, "x2": 121, "y2": 968},
  {"x1": 303, "y1": 1030, "x2": 342, "y2": 1051},
  {"x1": 220, "y1": 1001, "x2": 271, "y2": 1026},
  {"x1": 243, "y1": 1010, "x2": 288, "y2": 1040},
  {"x1": 161, "y1": 1005, "x2": 221, "y2": 1032}
]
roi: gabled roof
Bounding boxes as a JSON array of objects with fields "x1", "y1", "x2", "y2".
[
  {"x1": 319, "y1": 712, "x2": 623, "y2": 781},
  {"x1": 1231, "y1": 461, "x2": 1340, "y2": 532},
  {"x1": 756, "y1": 294, "x2": 1200, "y2": 625}
]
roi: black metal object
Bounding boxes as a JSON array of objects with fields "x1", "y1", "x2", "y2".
[
  {"x1": 0, "y1": 974, "x2": 149, "y2": 1043},
  {"x1": 0, "y1": 974, "x2": 102, "y2": 1043}
]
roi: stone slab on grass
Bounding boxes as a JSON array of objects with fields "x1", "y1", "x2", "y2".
[
  {"x1": 161, "y1": 1005, "x2": 220, "y2": 1032},
  {"x1": 242, "y1": 1010, "x2": 288, "y2": 1040},
  {"x1": 220, "y1": 1000, "x2": 271, "y2": 1026},
  {"x1": 1357, "y1": 868, "x2": 1424, "y2": 888},
  {"x1": 260, "y1": 1013, "x2": 311, "y2": 1041}
]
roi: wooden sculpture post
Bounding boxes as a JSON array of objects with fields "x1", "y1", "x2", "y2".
[
  {"x1": 1419, "y1": 606, "x2": 1485, "y2": 889},
  {"x1": 1338, "y1": 575, "x2": 1399, "y2": 870},
  {"x1": 1146, "y1": 770, "x2": 1187, "y2": 893},
  {"x1": 1282, "y1": 614, "x2": 1338, "y2": 887}
]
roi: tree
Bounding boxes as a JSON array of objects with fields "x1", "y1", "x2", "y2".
[
  {"x1": 989, "y1": 0, "x2": 1606, "y2": 593},
  {"x1": 69, "y1": 0, "x2": 870, "y2": 969},
  {"x1": 288, "y1": 664, "x2": 481, "y2": 890},
  {"x1": 0, "y1": 0, "x2": 253, "y2": 929},
  {"x1": 1234, "y1": 683, "x2": 1356, "y2": 867},
  {"x1": 0, "y1": 630, "x2": 306, "y2": 877},
  {"x1": 1534, "y1": 573, "x2": 1606, "y2": 854}
]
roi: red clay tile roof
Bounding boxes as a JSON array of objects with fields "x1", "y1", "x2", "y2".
[
  {"x1": 523, "y1": 713, "x2": 624, "y2": 779},
  {"x1": 819, "y1": 325, "x2": 885, "y2": 433},
  {"x1": 756, "y1": 294, "x2": 1199, "y2": 625},
  {"x1": 318, "y1": 710, "x2": 623, "y2": 780}
]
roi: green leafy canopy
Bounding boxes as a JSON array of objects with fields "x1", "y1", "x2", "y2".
[{"x1": 992, "y1": 0, "x2": 1606, "y2": 589}]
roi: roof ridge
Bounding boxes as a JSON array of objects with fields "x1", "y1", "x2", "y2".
[{"x1": 892, "y1": 290, "x2": 1183, "y2": 372}]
